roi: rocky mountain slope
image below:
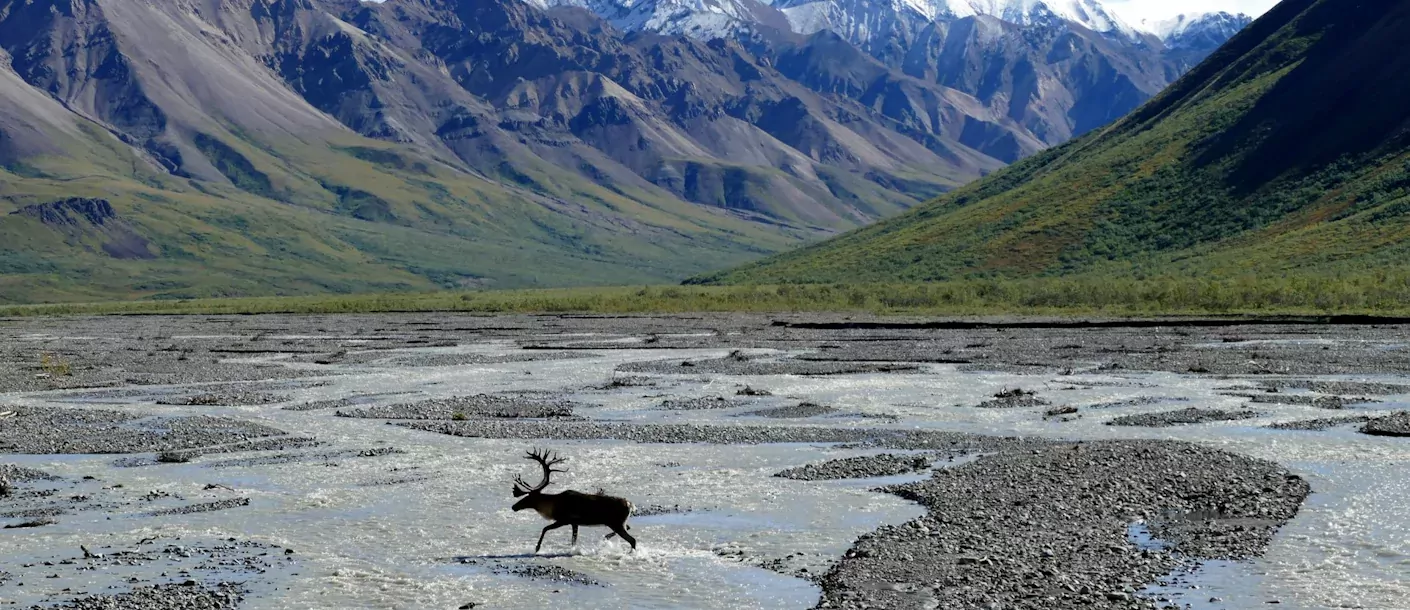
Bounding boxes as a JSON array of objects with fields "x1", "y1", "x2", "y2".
[
  {"x1": 0, "y1": 0, "x2": 1043, "y2": 302},
  {"x1": 695, "y1": 0, "x2": 1410, "y2": 284},
  {"x1": 538, "y1": 0, "x2": 1253, "y2": 146}
]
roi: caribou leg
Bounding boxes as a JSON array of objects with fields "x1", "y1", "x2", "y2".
[
  {"x1": 608, "y1": 523, "x2": 637, "y2": 550},
  {"x1": 536, "y1": 522, "x2": 569, "y2": 553},
  {"x1": 571, "y1": 525, "x2": 579, "y2": 546}
]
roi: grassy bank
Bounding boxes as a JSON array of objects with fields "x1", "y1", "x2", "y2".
[{"x1": 4, "y1": 273, "x2": 1410, "y2": 317}]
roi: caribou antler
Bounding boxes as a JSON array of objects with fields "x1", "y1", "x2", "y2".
[{"x1": 512, "y1": 448, "x2": 568, "y2": 497}]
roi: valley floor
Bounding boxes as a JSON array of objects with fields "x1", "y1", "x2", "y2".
[
  {"x1": 7, "y1": 272, "x2": 1410, "y2": 318},
  {"x1": 1, "y1": 314, "x2": 1408, "y2": 609}
]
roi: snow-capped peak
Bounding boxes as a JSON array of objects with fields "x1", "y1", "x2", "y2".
[
  {"x1": 527, "y1": 0, "x2": 784, "y2": 38},
  {"x1": 1143, "y1": 11, "x2": 1254, "y2": 47},
  {"x1": 1144, "y1": 11, "x2": 1247, "y2": 38},
  {"x1": 950, "y1": 0, "x2": 1137, "y2": 36},
  {"x1": 768, "y1": 0, "x2": 1139, "y2": 38},
  {"x1": 523, "y1": 0, "x2": 1249, "y2": 45}
]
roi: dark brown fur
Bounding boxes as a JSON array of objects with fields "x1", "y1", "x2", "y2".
[{"x1": 511, "y1": 449, "x2": 636, "y2": 552}]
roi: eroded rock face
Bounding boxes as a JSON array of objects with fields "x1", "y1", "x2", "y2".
[
  {"x1": 0, "y1": 0, "x2": 1021, "y2": 230},
  {"x1": 13, "y1": 198, "x2": 117, "y2": 227},
  {"x1": 10, "y1": 198, "x2": 155, "y2": 259},
  {"x1": 542, "y1": 0, "x2": 1252, "y2": 150},
  {"x1": 2, "y1": 0, "x2": 1237, "y2": 235}
]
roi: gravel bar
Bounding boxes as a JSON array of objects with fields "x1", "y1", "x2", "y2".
[
  {"x1": 814, "y1": 440, "x2": 1309, "y2": 609},
  {"x1": 0, "y1": 407, "x2": 288, "y2": 454},
  {"x1": 30, "y1": 582, "x2": 245, "y2": 609},
  {"x1": 657, "y1": 396, "x2": 745, "y2": 411},
  {"x1": 775, "y1": 454, "x2": 932, "y2": 481},
  {"x1": 337, "y1": 395, "x2": 581, "y2": 420},
  {"x1": 1267, "y1": 415, "x2": 1381, "y2": 431},
  {"x1": 1259, "y1": 380, "x2": 1410, "y2": 395},
  {"x1": 1, "y1": 464, "x2": 58, "y2": 482},
  {"x1": 157, "y1": 392, "x2": 290, "y2": 406},
  {"x1": 1106, "y1": 407, "x2": 1261, "y2": 428},
  {"x1": 740, "y1": 402, "x2": 841, "y2": 419},
  {"x1": 144, "y1": 498, "x2": 250, "y2": 517},
  {"x1": 618, "y1": 356, "x2": 921, "y2": 376},
  {"x1": 975, "y1": 389, "x2": 1050, "y2": 409},
  {"x1": 1361, "y1": 411, "x2": 1410, "y2": 437},
  {"x1": 399, "y1": 420, "x2": 1027, "y2": 454}
]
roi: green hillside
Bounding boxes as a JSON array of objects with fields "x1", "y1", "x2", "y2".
[
  {"x1": 694, "y1": 0, "x2": 1410, "y2": 286},
  {"x1": 0, "y1": 125, "x2": 805, "y2": 304}
]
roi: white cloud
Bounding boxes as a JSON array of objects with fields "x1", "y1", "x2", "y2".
[{"x1": 1104, "y1": 0, "x2": 1280, "y2": 27}]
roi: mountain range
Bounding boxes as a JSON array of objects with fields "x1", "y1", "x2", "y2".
[
  {"x1": 0, "y1": 0, "x2": 1248, "y2": 302},
  {"x1": 696, "y1": 0, "x2": 1410, "y2": 285}
]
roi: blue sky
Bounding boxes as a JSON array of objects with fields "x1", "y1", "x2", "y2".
[{"x1": 1105, "y1": 0, "x2": 1280, "y2": 25}]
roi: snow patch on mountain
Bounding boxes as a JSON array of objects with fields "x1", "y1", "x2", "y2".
[
  {"x1": 1146, "y1": 11, "x2": 1254, "y2": 48},
  {"x1": 527, "y1": 0, "x2": 1244, "y2": 45},
  {"x1": 529, "y1": 0, "x2": 788, "y2": 38},
  {"x1": 954, "y1": 0, "x2": 1136, "y2": 36}
]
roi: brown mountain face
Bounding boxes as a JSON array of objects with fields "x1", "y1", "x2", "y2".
[
  {"x1": 697, "y1": 0, "x2": 1410, "y2": 286},
  {"x1": 897, "y1": 16, "x2": 1172, "y2": 146},
  {"x1": 0, "y1": 0, "x2": 348, "y2": 178},
  {"x1": 0, "y1": 0, "x2": 1030, "y2": 231},
  {"x1": 0, "y1": 0, "x2": 1247, "y2": 302},
  {"x1": 0, "y1": 0, "x2": 1056, "y2": 300},
  {"x1": 293, "y1": 0, "x2": 1027, "y2": 224}
]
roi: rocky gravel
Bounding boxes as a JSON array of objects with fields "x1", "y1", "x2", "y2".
[
  {"x1": 7, "y1": 535, "x2": 295, "y2": 608},
  {"x1": 381, "y1": 352, "x2": 586, "y2": 367},
  {"x1": 156, "y1": 436, "x2": 323, "y2": 462},
  {"x1": 336, "y1": 394, "x2": 581, "y2": 420},
  {"x1": 157, "y1": 392, "x2": 290, "y2": 406},
  {"x1": 1083, "y1": 397, "x2": 1180, "y2": 409},
  {"x1": 792, "y1": 343, "x2": 973, "y2": 364},
  {"x1": 814, "y1": 440, "x2": 1309, "y2": 610},
  {"x1": 618, "y1": 354, "x2": 920, "y2": 376},
  {"x1": 400, "y1": 420, "x2": 1025, "y2": 455},
  {"x1": 5, "y1": 313, "x2": 1405, "y2": 609},
  {"x1": 0, "y1": 407, "x2": 288, "y2": 454},
  {"x1": 1231, "y1": 392, "x2": 1374, "y2": 409},
  {"x1": 1267, "y1": 415, "x2": 1380, "y2": 431},
  {"x1": 281, "y1": 398, "x2": 354, "y2": 411},
  {"x1": 975, "y1": 388, "x2": 1050, "y2": 409},
  {"x1": 202, "y1": 446, "x2": 404, "y2": 469},
  {"x1": 1107, "y1": 407, "x2": 1262, "y2": 428},
  {"x1": 449, "y1": 558, "x2": 603, "y2": 586},
  {"x1": 775, "y1": 454, "x2": 932, "y2": 481},
  {"x1": 1, "y1": 464, "x2": 58, "y2": 483},
  {"x1": 633, "y1": 504, "x2": 695, "y2": 517},
  {"x1": 4, "y1": 517, "x2": 57, "y2": 529},
  {"x1": 29, "y1": 582, "x2": 246, "y2": 610},
  {"x1": 657, "y1": 396, "x2": 744, "y2": 411},
  {"x1": 143, "y1": 498, "x2": 251, "y2": 517},
  {"x1": 1361, "y1": 411, "x2": 1410, "y2": 437},
  {"x1": 741, "y1": 402, "x2": 839, "y2": 419},
  {"x1": 1258, "y1": 380, "x2": 1410, "y2": 395}
]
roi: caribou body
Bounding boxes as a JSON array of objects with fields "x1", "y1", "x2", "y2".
[{"x1": 510, "y1": 449, "x2": 636, "y2": 552}]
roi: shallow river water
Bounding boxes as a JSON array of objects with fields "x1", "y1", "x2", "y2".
[{"x1": 3, "y1": 339, "x2": 1410, "y2": 609}]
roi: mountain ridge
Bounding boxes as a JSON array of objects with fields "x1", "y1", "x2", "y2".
[
  {"x1": 0, "y1": 0, "x2": 1251, "y2": 303},
  {"x1": 693, "y1": 0, "x2": 1410, "y2": 285},
  {"x1": 533, "y1": 0, "x2": 1254, "y2": 149},
  {"x1": 0, "y1": 0, "x2": 1024, "y2": 302}
]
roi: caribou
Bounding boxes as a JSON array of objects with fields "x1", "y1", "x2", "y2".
[{"x1": 510, "y1": 448, "x2": 636, "y2": 553}]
